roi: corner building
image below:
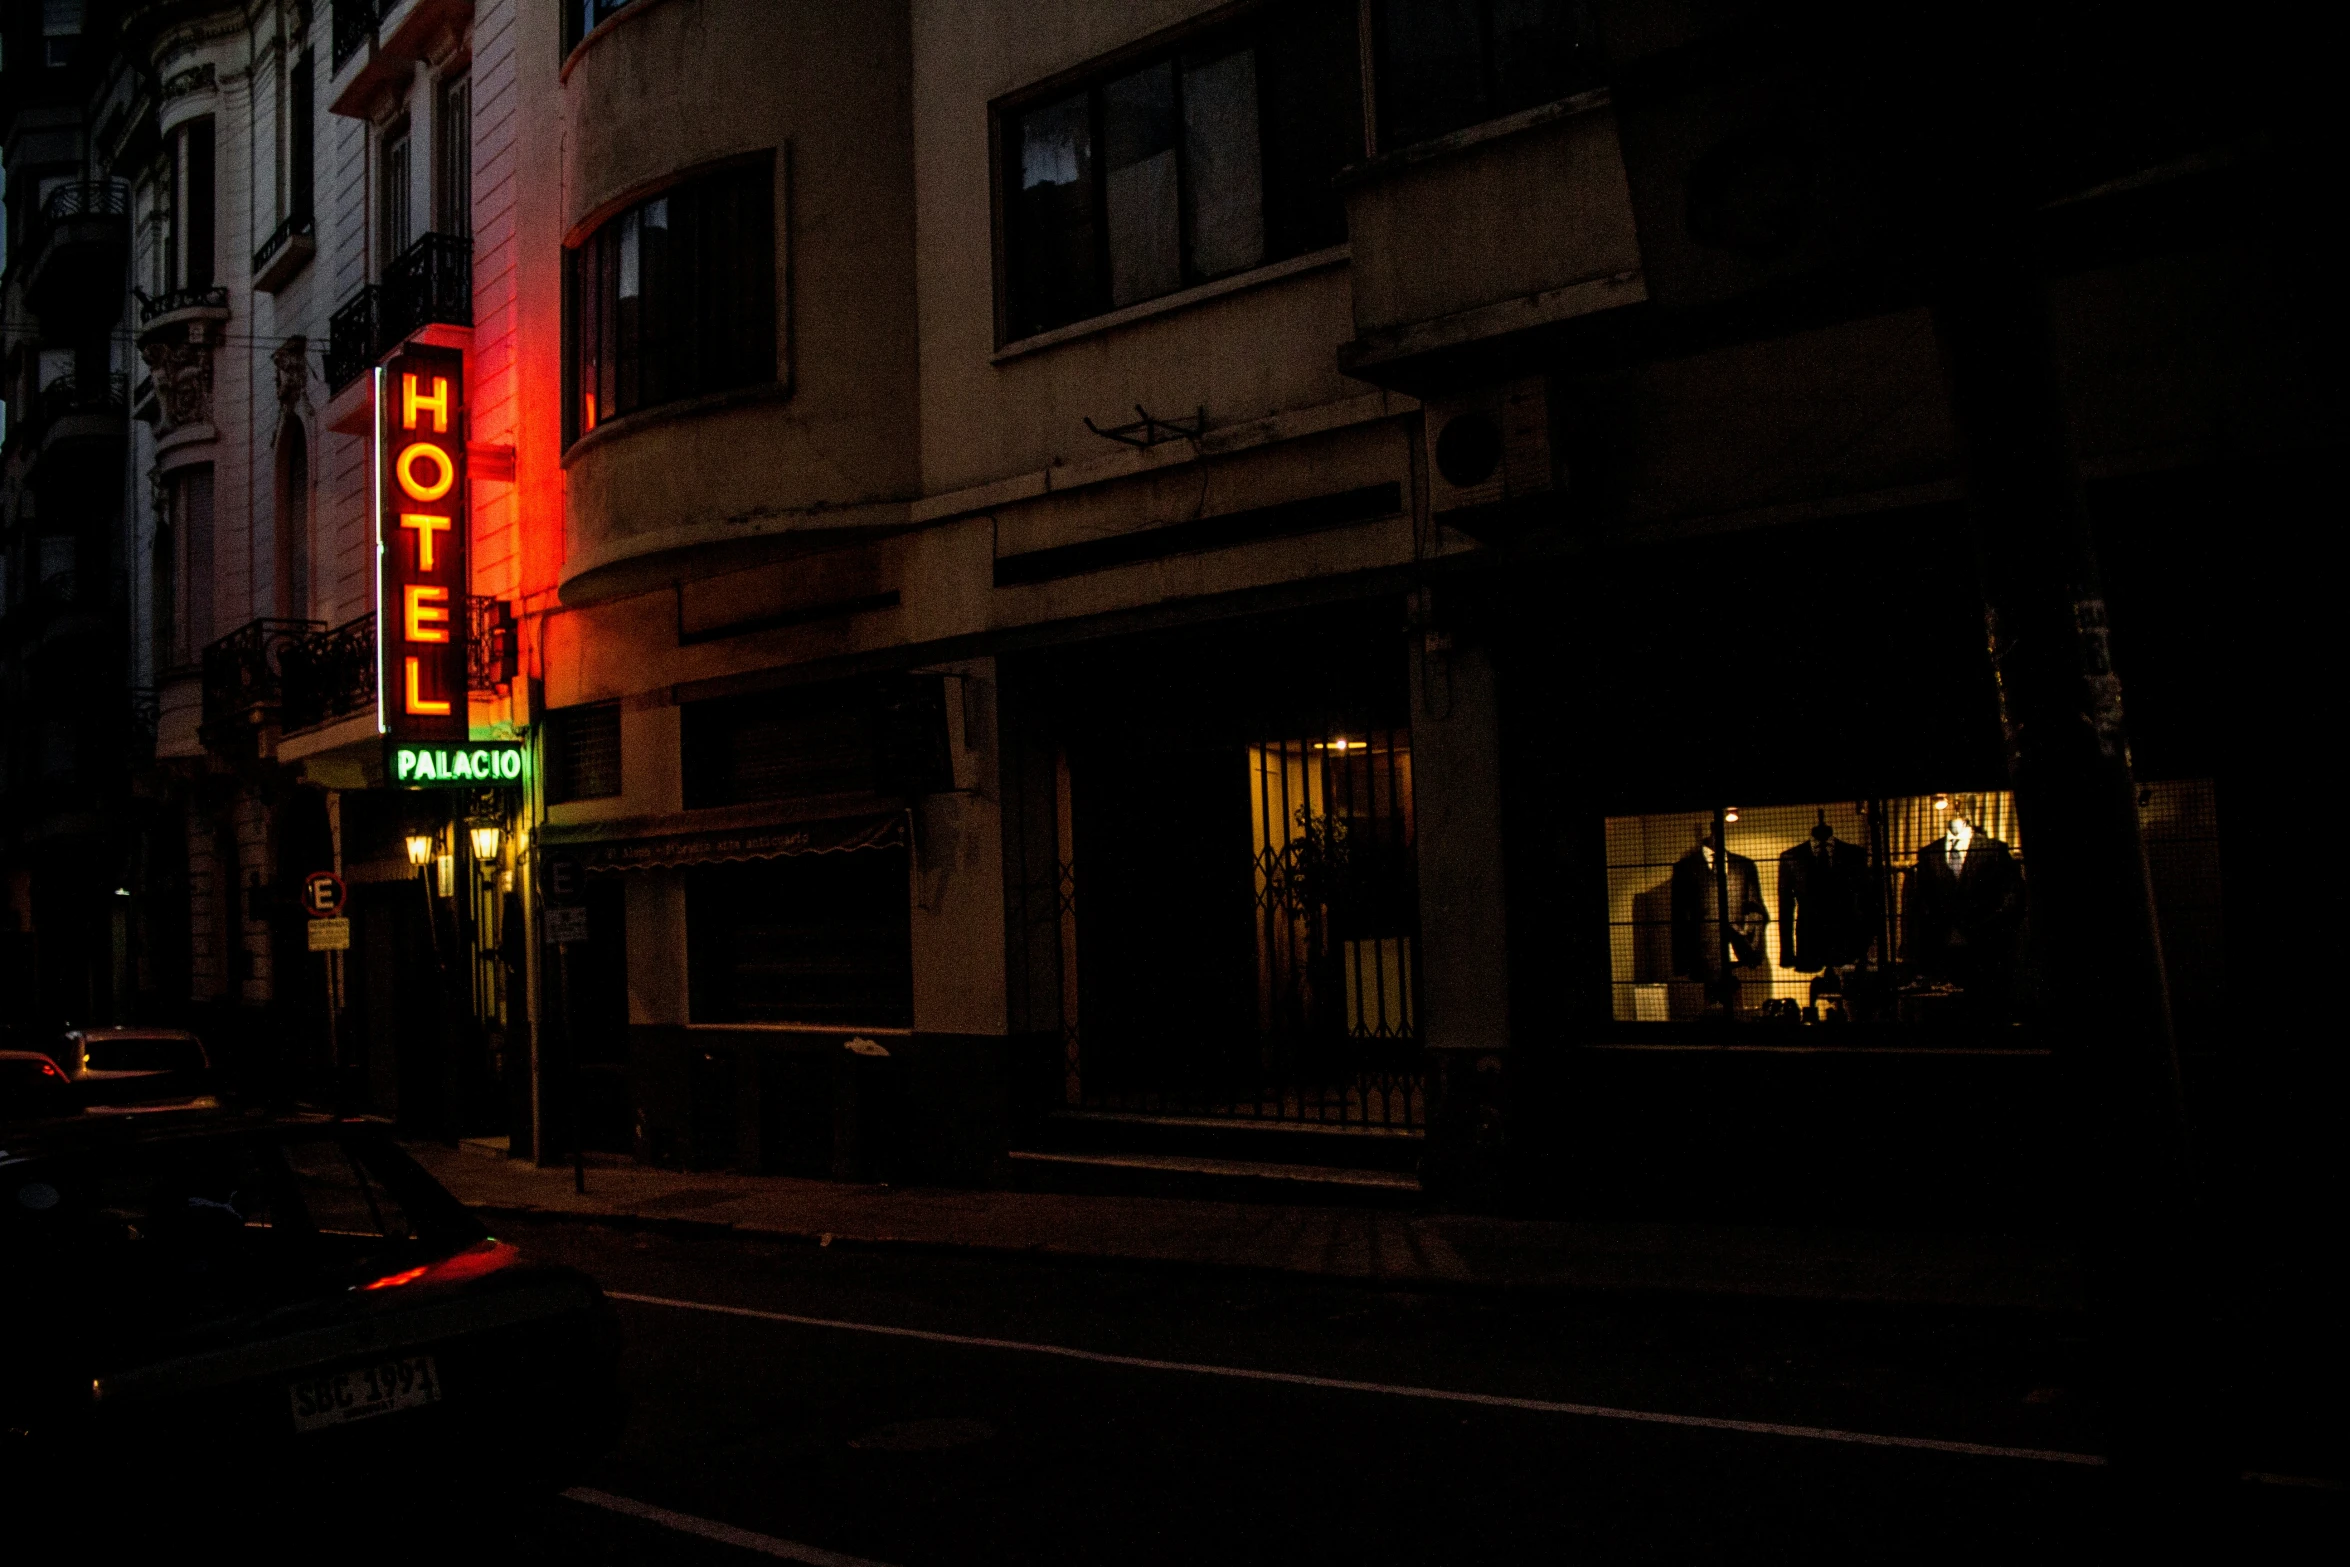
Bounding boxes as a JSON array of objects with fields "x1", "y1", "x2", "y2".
[{"x1": 545, "y1": 0, "x2": 2319, "y2": 1233}]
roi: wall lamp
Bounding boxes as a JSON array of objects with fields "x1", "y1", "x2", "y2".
[
  {"x1": 405, "y1": 833, "x2": 436, "y2": 868},
  {"x1": 469, "y1": 823, "x2": 503, "y2": 862}
]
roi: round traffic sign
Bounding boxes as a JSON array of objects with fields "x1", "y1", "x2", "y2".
[{"x1": 301, "y1": 871, "x2": 347, "y2": 919}]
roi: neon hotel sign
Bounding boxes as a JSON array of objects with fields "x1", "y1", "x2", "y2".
[{"x1": 373, "y1": 344, "x2": 522, "y2": 786}]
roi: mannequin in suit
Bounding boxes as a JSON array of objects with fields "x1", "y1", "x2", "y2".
[
  {"x1": 1778, "y1": 810, "x2": 1876, "y2": 970},
  {"x1": 1903, "y1": 812, "x2": 2024, "y2": 994},
  {"x1": 1671, "y1": 830, "x2": 1770, "y2": 979}
]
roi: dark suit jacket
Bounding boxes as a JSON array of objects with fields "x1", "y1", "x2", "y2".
[
  {"x1": 1778, "y1": 836, "x2": 1876, "y2": 970},
  {"x1": 1671, "y1": 845, "x2": 1769, "y2": 978},
  {"x1": 1903, "y1": 833, "x2": 2024, "y2": 984}
]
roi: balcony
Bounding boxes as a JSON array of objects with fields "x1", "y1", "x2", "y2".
[
  {"x1": 253, "y1": 211, "x2": 317, "y2": 294},
  {"x1": 209, "y1": 598, "x2": 519, "y2": 744},
  {"x1": 326, "y1": 232, "x2": 472, "y2": 391},
  {"x1": 30, "y1": 373, "x2": 129, "y2": 474},
  {"x1": 1335, "y1": 92, "x2": 1647, "y2": 391},
  {"x1": 23, "y1": 181, "x2": 131, "y2": 327},
  {"x1": 332, "y1": 0, "x2": 474, "y2": 119},
  {"x1": 137, "y1": 283, "x2": 232, "y2": 338}
]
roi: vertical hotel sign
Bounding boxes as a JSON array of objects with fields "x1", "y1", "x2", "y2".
[{"x1": 376, "y1": 346, "x2": 514, "y2": 784}]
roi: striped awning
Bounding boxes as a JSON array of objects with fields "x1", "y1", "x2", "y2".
[{"x1": 558, "y1": 811, "x2": 906, "y2": 872}]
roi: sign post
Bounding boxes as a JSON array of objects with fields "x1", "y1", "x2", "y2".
[{"x1": 302, "y1": 872, "x2": 350, "y2": 1112}]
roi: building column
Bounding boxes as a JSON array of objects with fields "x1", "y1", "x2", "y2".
[{"x1": 1411, "y1": 625, "x2": 1512, "y2": 1198}]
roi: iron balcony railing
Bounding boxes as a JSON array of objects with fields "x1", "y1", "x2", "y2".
[
  {"x1": 200, "y1": 618, "x2": 324, "y2": 742},
  {"x1": 325, "y1": 232, "x2": 472, "y2": 391},
  {"x1": 332, "y1": 0, "x2": 379, "y2": 72},
  {"x1": 254, "y1": 210, "x2": 316, "y2": 276},
  {"x1": 324, "y1": 285, "x2": 382, "y2": 392},
  {"x1": 269, "y1": 599, "x2": 520, "y2": 736},
  {"x1": 37, "y1": 372, "x2": 129, "y2": 427},
  {"x1": 38, "y1": 180, "x2": 131, "y2": 224},
  {"x1": 137, "y1": 284, "x2": 230, "y2": 324}
]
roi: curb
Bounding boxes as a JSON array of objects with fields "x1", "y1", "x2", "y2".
[{"x1": 464, "y1": 1199, "x2": 2091, "y2": 1319}]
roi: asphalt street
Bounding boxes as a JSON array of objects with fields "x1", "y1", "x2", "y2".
[{"x1": 310, "y1": 1217, "x2": 2325, "y2": 1565}]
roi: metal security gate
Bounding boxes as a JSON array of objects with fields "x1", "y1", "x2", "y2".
[{"x1": 1000, "y1": 609, "x2": 1427, "y2": 1132}]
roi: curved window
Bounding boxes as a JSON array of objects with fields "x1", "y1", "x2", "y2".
[
  {"x1": 564, "y1": 0, "x2": 642, "y2": 57},
  {"x1": 563, "y1": 159, "x2": 775, "y2": 445}
]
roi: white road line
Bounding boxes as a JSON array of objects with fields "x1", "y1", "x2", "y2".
[
  {"x1": 606, "y1": 1290, "x2": 2106, "y2": 1468},
  {"x1": 564, "y1": 1487, "x2": 901, "y2": 1567}
]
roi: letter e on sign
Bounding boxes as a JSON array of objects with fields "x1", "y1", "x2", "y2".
[{"x1": 301, "y1": 871, "x2": 347, "y2": 919}]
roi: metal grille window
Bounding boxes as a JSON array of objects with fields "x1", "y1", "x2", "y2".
[
  {"x1": 1371, "y1": 0, "x2": 1603, "y2": 152},
  {"x1": 1000, "y1": 0, "x2": 1362, "y2": 340},
  {"x1": 682, "y1": 682, "x2": 876, "y2": 810},
  {"x1": 545, "y1": 702, "x2": 622, "y2": 805},
  {"x1": 563, "y1": 159, "x2": 775, "y2": 444},
  {"x1": 686, "y1": 851, "x2": 912, "y2": 1028}
]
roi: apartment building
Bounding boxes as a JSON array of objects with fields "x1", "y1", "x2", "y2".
[
  {"x1": 2, "y1": 2, "x2": 2317, "y2": 1229},
  {"x1": 0, "y1": 0, "x2": 556, "y2": 1142}
]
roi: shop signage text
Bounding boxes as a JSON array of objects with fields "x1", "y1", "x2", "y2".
[
  {"x1": 375, "y1": 344, "x2": 469, "y2": 745},
  {"x1": 390, "y1": 742, "x2": 526, "y2": 785}
]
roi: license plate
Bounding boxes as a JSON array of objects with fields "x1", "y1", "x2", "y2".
[{"x1": 288, "y1": 1355, "x2": 441, "y2": 1433}]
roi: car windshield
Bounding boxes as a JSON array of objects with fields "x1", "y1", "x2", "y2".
[{"x1": 80, "y1": 1037, "x2": 205, "y2": 1074}]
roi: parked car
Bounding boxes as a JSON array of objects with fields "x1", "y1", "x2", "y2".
[
  {"x1": 59, "y1": 1026, "x2": 219, "y2": 1114},
  {"x1": 0, "y1": 1116, "x2": 624, "y2": 1532},
  {"x1": 0, "y1": 1051, "x2": 78, "y2": 1124}
]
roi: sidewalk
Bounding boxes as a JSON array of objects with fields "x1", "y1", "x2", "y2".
[{"x1": 406, "y1": 1143, "x2": 2086, "y2": 1314}]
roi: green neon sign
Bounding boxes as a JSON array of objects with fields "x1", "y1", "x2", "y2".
[{"x1": 390, "y1": 741, "x2": 526, "y2": 787}]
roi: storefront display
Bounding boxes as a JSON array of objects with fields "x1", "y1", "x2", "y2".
[{"x1": 1607, "y1": 792, "x2": 2031, "y2": 1032}]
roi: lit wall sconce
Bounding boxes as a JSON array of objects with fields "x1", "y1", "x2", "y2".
[
  {"x1": 469, "y1": 823, "x2": 503, "y2": 862},
  {"x1": 405, "y1": 833, "x2": 435, "y2": 868},
  {"x1": 1933, "y1": 793, "x2": 1951, "y2": 812},
  {"x1": 1723, "y1": 806, "x2": 1740, "y2": 824}
]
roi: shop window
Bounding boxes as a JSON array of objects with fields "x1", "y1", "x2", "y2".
[
  {"x1": 1607, "y1": 793, "x2": 2028, "y2": 1032},
  {"x1": 563, "y1": 158, "x2": 775, "y2": 444},
  {"x1": 545, "y1": 702, "x2": 622, "y2": 805},
  {"x1": 999, "y1": 0, "x2": 1362, "y2": 340},
  {"x1": 686, "y1": 850, "x2": 913, "y2": 1028},
  {"x1": 1373, "y1": 1, "x2": 1602, "y2": 151}
]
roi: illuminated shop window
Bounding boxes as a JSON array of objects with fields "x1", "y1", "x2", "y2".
[
  {"x1": 562, "y1": 159, "x2": 775, "y2": 444},
  {"x1": 999, "y1": 0, "x2": 1362, "y2": 340}
]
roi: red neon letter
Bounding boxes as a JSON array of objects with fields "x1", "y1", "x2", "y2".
[
  {"x1": 404, "y1": 585, "x2": 451, "y2": 644},
  {"x1": 402, "y1": 374, "x2": 451, "y2": 433},
  {"x1": 396, "y1": 442, "x2": 457, "y2": 504},
  {"x1": 399, "y1": 513, "x2": 453, "y2": 572},
  {"x1": 404, "y1": 657, "x2": 453, "y2": 716}
]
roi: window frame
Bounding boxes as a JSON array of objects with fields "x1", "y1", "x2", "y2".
[
  {"x1": 560, "y1": 153, "x2": 779, "y2": 450},
  {"x1": 990, "y1": 0, "x2": 1366, "y2": 347}
]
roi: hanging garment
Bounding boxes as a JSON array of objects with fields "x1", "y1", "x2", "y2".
[
  {"x1": 1902, "y1": 833, "x2": 2025, "y2": 989},
  {"x1": 1671, "y1": 845, "x2": 1770, "y2": 978},
  {"x1": 1777, "y1": 835, "x2": 1877, "y2": 970}
]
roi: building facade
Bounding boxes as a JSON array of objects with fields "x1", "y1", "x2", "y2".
[{"x1": 3, "y1": 2, "x2": 2322, "y2": 1237}]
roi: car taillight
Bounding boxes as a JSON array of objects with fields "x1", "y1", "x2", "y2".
[{"x1": 357, "y1": 1238, "x2": 519, "y2": 1292}]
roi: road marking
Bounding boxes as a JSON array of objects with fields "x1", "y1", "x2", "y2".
[
  {"x1": 564, "y1": 1487, "x2": 900, "y2": 1567},
  {"x1": 606, "y1": 1290, "x2": 2106, "y2": 1468}
]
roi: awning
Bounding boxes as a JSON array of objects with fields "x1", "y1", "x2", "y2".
[{"x1": 562, "y1": 811, "x2": 907, "y2": 872}]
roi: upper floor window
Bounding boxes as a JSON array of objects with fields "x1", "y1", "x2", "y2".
[
  {"x1": 563, "y1": 0, "x2": 640, "y2": 56},
  {"x1": 43, "y1": 0, "x2": 83, "y2": 68},
  {"x1": 1371, "y1": 0, "x2": 1602, "y2": 152},
  {"x1": 563, "y1": 158, "x2": 776, "y2": 445},
  {"x1": 167, "y1": 117, "x2": 216, "y2": 292},
  {"x1": 1000, "y1": 0, "x2": 1362, "y2": 342},
  {"x1": 378, "y1": 114, "x2": 412, "y2": 272}
]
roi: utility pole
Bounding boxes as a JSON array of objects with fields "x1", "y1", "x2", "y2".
[{"x1": 1933, "y1": 247, "x2": 2215, "y2": 1501}]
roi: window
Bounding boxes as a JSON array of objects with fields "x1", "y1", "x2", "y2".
[
  {"x1": 167, "y1": 117, "x2": 216, "y2": 291},
  {"x1": 1000, "y1": 0, "x2": 1362, "y2": 340},
  {"x1": 563, "y1": 0, "x2": 640, "y2": 56},
  {"x1": 42, "y1": 0, "x2": 82, "y2": 67},
  {"x1": 276, "y1": 417, "x2": 310, "y2": 621},
  {"x1": 682, "y1": 682, "x2": 877, "y2": 811},
  {"x1": 290, "y1": 48, "x2": 315, "y2": 220},
  {"x1": 564, "y1": 159, "x2": 775, "y2": 443},
  {"x1": 686, "y1": 851, "x2": 913, "y2": 1027},
  {"x1": 378, "y1": 114, "x2": 411, "y2": 272},
  {"x1": 170, "y1": 466, "x2": 214, "y2": 664},
  {"x1": 546, "y1": 702, "x2": 623, "y2": 805},
  {"x1": 1372, "y1": 0, "x2": 1602, "y2": 151},
  {"x1": 434, "y1": 73, "x2": 470, "y2": 238}
]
